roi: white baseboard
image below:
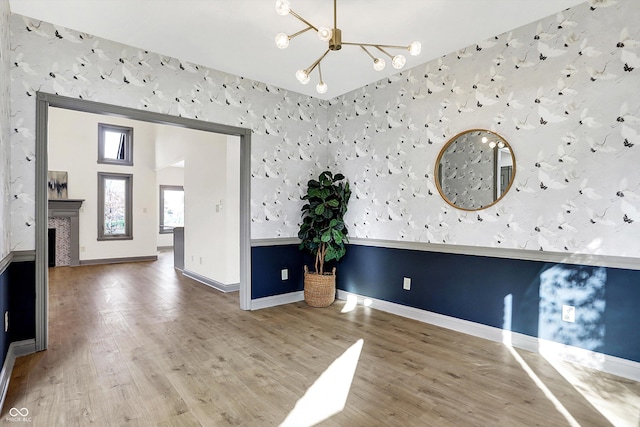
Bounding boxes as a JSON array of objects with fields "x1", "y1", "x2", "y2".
[
  {"x1": 183, "y1": 270, "x2": 239, "y2": 293},
  {"x1": 251, "y1": 291, "x2": 304, "y2": 310},
  {"x1": 0, "y1": 339, "x2": 37, "y2": 413},
  {"x1": 336, "y1": 290, "x2": 640, "y2": 382}
]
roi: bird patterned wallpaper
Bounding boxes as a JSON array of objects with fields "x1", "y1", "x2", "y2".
[
  {"x1": 1, "y1": 0, "x2": 11, "y2": 260},
  {"x1": 6, "y1": 0, "x2": 640, "y2": 260},
  {"x1": 328, "y1": 0, "x2": 640, "y2": 259},
  {"x1": 7, "y1": 8, "x2": 329, "y2": 250}
]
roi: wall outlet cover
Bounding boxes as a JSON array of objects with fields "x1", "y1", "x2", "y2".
[
  {"x1": 403, "y1": 277, "x2": 411, "y2": 290},
  {"x1": 562, "y1": 305, "x2": 576, "y2": 323},
  {"x1": 281, "y1": 269, "x2": 288, "y2": 281}
]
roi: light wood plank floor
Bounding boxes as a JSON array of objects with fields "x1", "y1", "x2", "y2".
[{"x1": 2, "y1": 250, "x2": 639, "y2": 426}]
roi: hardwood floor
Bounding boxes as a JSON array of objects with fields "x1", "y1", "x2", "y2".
[{"x1": 3, "y1": 251, "x2": 639, "y2": 426}]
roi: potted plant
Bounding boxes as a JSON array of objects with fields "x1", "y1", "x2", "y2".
[{"x1": 298, "y1": 170, "x2": 351, "y2": 307}]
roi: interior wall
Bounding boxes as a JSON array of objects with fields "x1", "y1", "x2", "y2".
[
  {"x1": 156, "y1": 166, "x2": 184, "y2": 248},
  {"x1": 48, "y1": 107, "x2": 158, "y2": 261},
  {"x1": 328, "y1": 1, "x2": 640, "y2": 260},
  {"x1": 0, "y1": 0, "x2": 10, "y2": 260},
  {"x1": 183, "y1": 132, "x2": 236, "y2": 284},
  {"x1": 154, "y1": 125, "x2": 186, "y2": 171},
  {"x1": 225, "y1": 136, "x2": 241, "y2": 284},
  {"x1": 9, "y1": 12, "x2": 328, "y2": 254}
]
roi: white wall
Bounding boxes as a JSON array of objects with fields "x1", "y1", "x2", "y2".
[
  {"x1": 48, "y1": 107, "x2": 158, "y2": 261},
  {"x1": 155, "y1": 125, "x2": 187, "y2": 170},
  {"x1": 183, "y1": 131, "x2": 237, "y2": 284},
  {"x1": 156, "y1": 166, "x2": 184, "y2": 248},
  {"x1": 225, "y1": 136, "x2": 240, "y2": 283}
]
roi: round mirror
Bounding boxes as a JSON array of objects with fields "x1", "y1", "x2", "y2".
[{"x1": 435, "y1": 129, "x2": 515, "y2": 211}]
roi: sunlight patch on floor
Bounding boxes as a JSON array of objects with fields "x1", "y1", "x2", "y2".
[
  {"x1": 280, "y1": 339, "x2": 364, "y2": 427},
  {"x1": 503, "y1": 293, "x2": 581, "y2": 427},
  {"x1": 341, "y1": 295, "x2": 372, "y2": 313},
  {"x1": 506, "y1": 344, "x2": 581, "y2": 427},
  {"x1": 539, "y1": 351, "x2": 640, "y2": 427}
]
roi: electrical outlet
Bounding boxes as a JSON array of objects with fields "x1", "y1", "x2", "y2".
[
  {"x1": 281, "y1": 269, "x2": 288, "y2": 281},
  {"x1": 199, "y1": 257, "x2": 203, "y2": 264},
  {"x1": 4, "y1": 311, "x2": 8, "y2": 333},
  {"x1": 562, "y1": 305, "x2": 576, "y2": 323},
  {"x1": 403, "y1": 277, "x2": 411, "y2": 290}
]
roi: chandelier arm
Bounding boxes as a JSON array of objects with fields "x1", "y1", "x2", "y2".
[
  {"x1": 290, "y1": 25, "x2": 314, "y2": 39},
  {"x1": 288, "y1": 10, "x2": 319, "y2": 32},
  {"x1": 305, "y1": 49, "x2": 331, "y2": 74},
  {"x1": 343, "y1": 42, "x2": 410, "y2": 50},
  {"x1": 375, "y1": 46, "x2": 395, "y2": 60},
  {"x1": 359, "y1": 45, "x2": 376, "y2": 60}
]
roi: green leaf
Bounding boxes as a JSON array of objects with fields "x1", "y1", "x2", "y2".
[
  {"x1": 315, "y1": 204, "x2": 325, "y2": 215},
  {"x1": 321, "y1": 231, "x2": 331, "y2": 242}
]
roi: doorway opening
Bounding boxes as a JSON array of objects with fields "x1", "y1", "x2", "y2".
[{"x1": 35, "y1": 92, "x2": 252, "y2": 352}]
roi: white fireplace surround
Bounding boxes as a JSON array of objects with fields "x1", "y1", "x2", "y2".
[{"x1": 48, "y1": 199, "x2": 84, "y2": 266}]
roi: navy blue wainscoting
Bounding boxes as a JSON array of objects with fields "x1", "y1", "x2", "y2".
[
  {"x1": 0, "y1": 265, "x2": 10, "y2": 363},
  {"x1": 8, "y1": 261, "x2": 36, "y2": 343},
  {"x1": 251, "y1": 245, "x2": 314, "y2": 299},
  {"x1": 337, "y1": 244, "x2": 640, "y2": 364}
]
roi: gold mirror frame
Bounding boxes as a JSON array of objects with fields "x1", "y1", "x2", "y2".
[{"x1": 434, "y1": 129, "x2": 516, "y2": 211}]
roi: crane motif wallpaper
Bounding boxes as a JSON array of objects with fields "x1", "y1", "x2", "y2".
[{"x1": 6, "y1": 0, "x2": 640, "y2": 260}]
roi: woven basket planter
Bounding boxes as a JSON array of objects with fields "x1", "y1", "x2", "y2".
[{"x1": 303, "y1": 265, "x2": 336, "y2": 307}]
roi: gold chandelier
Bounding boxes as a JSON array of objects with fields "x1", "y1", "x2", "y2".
[{"x1": 274, "y1": 0, "x2": 421, "y2": 94}]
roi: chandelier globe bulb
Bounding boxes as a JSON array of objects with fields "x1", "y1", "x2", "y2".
[
  {"x1": 316, "y1": 81, "x2": 328, "y2": 94},
  {"x1": 391, "y1": 54, "x2": 406, "y2": 69},
  {"x1": 275, "y1": 33, "x2": 290, "y2": 49},
  {"x1": 373, "y1": 57, "x2": 386, "y2": 71},
  {"x1": 296, "y1": 69, "x2": 310, "y2": 84},
  {"x1": 275, "y1": 0, "x2": 291, "y2": 16},
  {"x1": 409, "y1": 41, "x2": 421, "y2": 56},
  {"x1": 318, "y1": 27, "x2": 333, "y2": 42}
]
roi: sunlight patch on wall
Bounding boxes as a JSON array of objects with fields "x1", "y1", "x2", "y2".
[{"x1": 538, "y1": 265, "x2": 606, "y2": 358}]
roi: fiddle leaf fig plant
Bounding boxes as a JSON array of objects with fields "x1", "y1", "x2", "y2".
[{"x1": 298, "y1": 171, "x2": 351, "y2": 274}]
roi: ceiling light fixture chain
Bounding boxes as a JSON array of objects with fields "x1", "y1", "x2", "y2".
[{"x1": 274, "y1": 0, "x2": 421, "y2": 94}]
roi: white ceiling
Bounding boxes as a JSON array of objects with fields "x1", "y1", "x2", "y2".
[{"x1": 9, "y1": 0, "x2": 587, "y2": 100}]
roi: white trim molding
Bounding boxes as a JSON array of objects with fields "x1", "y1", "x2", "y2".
[
  {"x1": 251, "y1": 291, "x2": 304, "y2": 310},
  {"x1": 0, "y1": 340, "x2": 37, "y2": 413},
  {"x1": 251, "y1": 238, "x2": 300, "y2": 247},
  {"x1": 183, "y1": 269, "x2": 239, "y2": 293},
  {"x1": 336, "y1": 290, "x2": 640, "y2": 382},
  {"x1": 79, "y1": 255, "x2": 157, "y2": 266},
  {"x1": 348, "y1": 238, "x2": 640, "y2": 271}
]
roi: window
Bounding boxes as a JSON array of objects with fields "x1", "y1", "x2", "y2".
[
  {"x1": 159, "y1": 185, "x2": 184, "y2": 234},
  {"x1": 98, "y1": 123, "x2": 133, "y2": 166},
  {"x1": 98, "y1": 172, "x2": 133, "y2": 240}
]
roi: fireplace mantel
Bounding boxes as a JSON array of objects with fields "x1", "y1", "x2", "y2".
[
  {"x1": 48, "y1": 199, "x2": 84, "y2": 212},
  {"x1": 48, "y1": 199, "x2": 84, "y2": 266}
]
